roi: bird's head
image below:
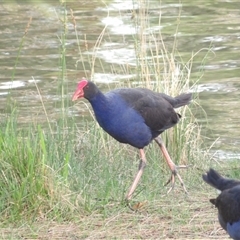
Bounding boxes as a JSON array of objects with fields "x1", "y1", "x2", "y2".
[
  {"x1": 72, "y1": 79, "x2": 88, "y2": 101},
  {"x1": 72, "y1": 79, "x2": 99, "y2": 101}
]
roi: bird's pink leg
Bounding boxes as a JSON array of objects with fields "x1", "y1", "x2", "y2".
[
  {"x1": 126, "y1": 149, "x2": 146, "y2": 200},
  {"x1": 154, "y1": 136, "x2": 188, "y2": 194}
]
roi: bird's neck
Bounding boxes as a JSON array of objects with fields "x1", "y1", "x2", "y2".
[
  {"x1": 87, "y1": 91, "x2": 118, "y2": 131},
  {"x1": 88, "y1": 91, "x2": 110, "y2": 113}
]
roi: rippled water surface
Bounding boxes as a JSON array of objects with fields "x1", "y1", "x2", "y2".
[{"x1": 1, "y1": 0, "x2": 240, "y2": 159}]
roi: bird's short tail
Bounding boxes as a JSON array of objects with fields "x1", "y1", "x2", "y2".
[
  {"x1": 202, "y1": 168, "x2": 240, "y2": 191},
  {"x1": 173, "y1": 93, "x2": 192, "y2": 108},
  {"x1": 161, "y1": 92, "x2": 192, "y2": 108}
]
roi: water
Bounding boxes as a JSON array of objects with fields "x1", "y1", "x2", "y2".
[{"x1": 0, "y1": 0, "x2": 240, "y2": 159}]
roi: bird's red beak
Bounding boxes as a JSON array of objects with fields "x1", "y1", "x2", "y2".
[
  {"x1": 72, "y1": 79, "x2": 88, "y2": 101},
  {"x1": 72, "y1": 88, "x2": 84, "y2": 101}
]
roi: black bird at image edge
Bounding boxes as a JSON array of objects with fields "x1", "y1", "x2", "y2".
[{"x1": 203, "y1": 168, "x2": 240, "y2": 240}]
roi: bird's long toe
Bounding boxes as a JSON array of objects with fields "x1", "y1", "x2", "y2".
[
  {"x1": 165, "y1": 165, "x2": 190, "y2": 194},
  {"x1": 164, "y1": 171, "x2": 176, "y2": 194}
]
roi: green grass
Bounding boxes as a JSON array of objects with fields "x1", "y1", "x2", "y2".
[
  {"x1": 0, "y1": 111, "x2": 78, "y2": 223},
  {"x1": 0, "y1": 0, "x2": 239, "y2": 239}
]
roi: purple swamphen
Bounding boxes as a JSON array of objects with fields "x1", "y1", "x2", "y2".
[
  {"x1": 203, "y1": 168, "x2": 240, "y2": 240},
  {"x1": 72, "y1": 79, "x2": 192, "y2": 200}
]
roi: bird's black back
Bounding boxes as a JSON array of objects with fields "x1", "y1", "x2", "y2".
[
  {"x1": 113, "y1": 88, "x2": 192, "y2": 135},
  {"x1": 211, "y1": 186, "x2": 240, "y2": 230}
]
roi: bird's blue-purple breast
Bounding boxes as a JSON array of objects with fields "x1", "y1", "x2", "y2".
[
  {"x1": 227, "y1": 221, "x2": 240, "y2": 240},
  {"x1": 88, "y1": 91, "x2": 152, "y2": 149}
]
